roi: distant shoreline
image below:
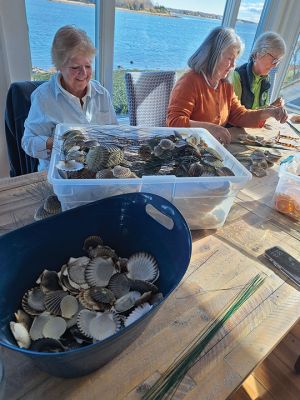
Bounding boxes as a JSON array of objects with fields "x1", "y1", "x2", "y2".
[{"x1": 49, "y1": 0, "x2": 172, "y2": 16}]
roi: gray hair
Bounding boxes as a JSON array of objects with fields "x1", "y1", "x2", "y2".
[
  {"x1": 251, "y1": 31, "x2": 286, "y2": 60},
  {"x1": 188, "y1": 27, "x2": 244, "y2": 77},
  {"x1": 51, "y1": 25, "x2": 96, "y2": 69}
]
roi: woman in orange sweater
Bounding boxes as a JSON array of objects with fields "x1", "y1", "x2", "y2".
[{"x1": 167, "y1": 27, "x2": 287, "y2": 145}]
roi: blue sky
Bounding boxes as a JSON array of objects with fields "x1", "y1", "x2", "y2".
[{"x1": 155, "y1": 1, "x2": 264, "y2": 22}]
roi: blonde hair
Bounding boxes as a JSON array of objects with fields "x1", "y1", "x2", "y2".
[{"x1": 51, "y1": 25, "x2": 96, "y2": 69}]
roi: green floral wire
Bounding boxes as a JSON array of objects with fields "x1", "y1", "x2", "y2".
[{"x1": 142, "y1": 274, "x2": 265, "y2": 400}]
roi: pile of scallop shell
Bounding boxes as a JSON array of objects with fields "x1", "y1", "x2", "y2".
[
  {"x1": 55, "y1": 127, "x2": 235, "y2": 179},
  {"x1": 9, "y1": 235, "x2": 162, "y2": 353},
  {"x1": 235, "y1": 133, "x2": 283, "y2": 176}
]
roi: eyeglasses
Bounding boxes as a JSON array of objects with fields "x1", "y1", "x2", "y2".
[{"x1": 265, "y1": 52, "x2": 282, "y2": 66}]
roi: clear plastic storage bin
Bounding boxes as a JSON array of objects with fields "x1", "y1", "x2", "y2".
[
  {"x1": 48, "y1": 124, "x2": 252, "y2": 229},
  {"x1": 274, "y1": 155, "x2": 300, "y2": 221}
]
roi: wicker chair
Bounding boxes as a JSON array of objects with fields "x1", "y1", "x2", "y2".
[
  {"x1": 125, "y1": 71, "x2": 175, "y2": 127},
  {"x1": 5, "y1": 80, "x2": 45, "y2": 176}
]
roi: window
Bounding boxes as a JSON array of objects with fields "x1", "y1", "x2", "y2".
[
  {"x1": 113, "y1": 1, "x2": 227, "y2": 117},
  {"x1": 25, "y1": 0, "x2": 95, "y2": 81},
  {"x1": 234, "y1": 0, "x2": 264, "y2": 66},
  {"x1": 281, "y1": 33, "x2": 300, "y2": 111}
]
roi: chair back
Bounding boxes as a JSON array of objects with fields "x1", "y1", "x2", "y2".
[
  {"x1": 125, "y1": 71, "x2": 175, "y2": 126},
  {"x1": 5, "y1": 81, "x2": 45, "y2": 177}
]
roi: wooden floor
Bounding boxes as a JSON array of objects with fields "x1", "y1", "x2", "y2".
[{"x1": 228, "y1": 319, "x2": 300, "y2": 400}]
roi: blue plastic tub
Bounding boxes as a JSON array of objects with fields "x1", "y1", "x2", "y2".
[{"x1": 0, "y1": 192, "x2": 192, "y2": 378}]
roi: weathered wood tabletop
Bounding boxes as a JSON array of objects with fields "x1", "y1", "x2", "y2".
[{"x1": 1, "y1": 121, "x2": 300, "y2": 400}]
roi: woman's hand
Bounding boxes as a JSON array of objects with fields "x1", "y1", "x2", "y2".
[
  {"x1": 46, "y1": 137, "x2": 54, "y2": 151},
  {"x1": 271, "y1": 97, "x2": 284, "y2": 107},
  {"x1": 189, "y1": 120, "x2": 231, "y2": 145},
  {"x1": 207, "y1": 125, "x2": 231, "y2": 145},
  {"x1": 263, "y1": 106, "x2": 288, "y2": 123}
]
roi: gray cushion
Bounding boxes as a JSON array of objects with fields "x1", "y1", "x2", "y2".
[{"x1": 125, "y1": 71, "x2": 175, "y2": 127}]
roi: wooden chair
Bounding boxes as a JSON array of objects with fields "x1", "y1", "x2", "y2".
[
  {"x1": 5, "y1": 81, "x2": 45, "y2": 177},
  {"x1": 125, "y1": 71, "x2": 175, "y2": 127}
]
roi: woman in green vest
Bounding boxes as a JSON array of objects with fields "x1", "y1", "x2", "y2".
[{"x1": 231, "y1": 31, "x2": 286, "y2": 110}]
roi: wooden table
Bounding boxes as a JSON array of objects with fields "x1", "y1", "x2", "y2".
[{"x1": 1, "y1": 121, "x2": 300, "y2": 400}]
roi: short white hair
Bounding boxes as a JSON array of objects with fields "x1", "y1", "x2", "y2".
[{"x1": 251, "y1": 31, "x2": 286, "y2": 59}]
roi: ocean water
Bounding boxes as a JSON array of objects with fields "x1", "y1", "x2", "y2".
[{"x1": 25, "y1": 0, "x2": 257, "y2": 71}]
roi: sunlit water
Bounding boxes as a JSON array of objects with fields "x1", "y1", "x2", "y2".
[{"x1": 25, "y1": 0, "x2": 257, "y2": 71}]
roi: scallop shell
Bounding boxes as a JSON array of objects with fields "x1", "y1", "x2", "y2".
[
  {"x1": 188, "y1": 162, "x2": 204, "y2": 177},
  {"x1": 124, "y1": 303, "x2": 152, "y2": 327},
  {"x1": 114, "y1": 291, "x2": 141, "y2": 313},
  {"x1": 67, "y1": 256, "x2": 90, "y2": 288},
  {"x1": 96, "y1": 169, "x2": 114, "y2": 179},
  {"x1": 85, "y1": 257, "x2": 116, "y2": 287},
  {"x1": 126, "y1": 252, "x2": 159, "y2": 282},
  {"x1": 204, "y1": 147, "x2": 223, "y2": 161},
  {"x1": 138, "y1": 144, "x2": 152, "y2": 160},
  {"x1": 22, "y1": 287, "x2": 46, "y2": 316},
  {"x1": 87, "y1": 245, "x2": 117, "y2": 260},
  {"x1": 159, "y1": 138, "x2": 175, "y2": 150},
  {"x1": 10, "y1": 321, "x2": 31, "y2": 349},
  {"x1": 215, "y1": 166, "x2": 235, "y2": 176},
  {"x1": 61, "y1": 128, "x2": 86, "y2": 141},
  {"x1": 86, "y1": 145, "x2": 124, "y2": 172},
  {"x1": 30, "y1": 338, "x2": 65, "y2": 353},
  {"x1": 65, "y1": 150, "x2": 86, "y2": 163},
  {"x1": 89, "y1": 287, "x2": 116, "y2": 305},
  {"x1": 34, "y1": 205, "x2": 52, "y2": 221},
  {"x1": 36, "y1": 270, "x2": 61, "y2": 293},
  {"x1": 82, "y1": 139, "x2": 99, "y2": 149},
  {"x1": 88, "y1": 312, "x2": 121, "y2": 341},
  {"x1": 76, "y1": 309, "x2": 97, "y2": 338},
  {"x1": 128, "y1": 279, "x2": 158, "y2": 294},
  {"x1": 112, "y1": 165, "x2": 132, "y2": 178},
  {"x1": 108, "y1": 273, "x2": 131, "y2": 298},
  {"x1": 14, "y1": 309, "x2": 32, "y2": 331},
  {"x1": 43, "y1": 195, "x2": 61, "y2": 214},
  {"x1": 42, "y1": 316, "x2": 67, "y2": 339},
  {"x1": 60, "y1": 295, "x2": 79, "y2": 319},
  {"x1": 56, "y1": 160, "x2": 84, "y2": 173},
  {"x1": 78, "y1": 289, "x2": 107, "y2": 311},
  {"x1": 83, "y1": 235, "x2": 103, "y2": 251},
  {"x1": 29, "y1": 312, "x2": 52, "y2": 340},
  {"x1": 44, "y1": 290, "x2": 68, "y2": 315},
  {"x1": 59, "y1": 264, "x2": 80, "y2": 295},
  {"x1": 202, "y1": 156, "x2": 224, "y2": 169},
  {"x1": 68, "y1": 168, "x2": 95, "y2": 179}
]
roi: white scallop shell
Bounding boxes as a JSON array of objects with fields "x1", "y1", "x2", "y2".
[
  {"x1": 85, "y1": 257, "x2": 116, "y2": 287},
  {"x1": 42, "y1": 316, "x2": 67, "y2": 339},
  {"x1": 10, "y1": 321, "x2": 31, "y2": 349},
  {"x1": 60, "y1": 295, "x2": 78, "y2": 319},
  {"x1": 88, "y1": 312, "x2": 121, "y2": 341},
  {"x1": 29, "y1": 312, "x2": 52, "y2": 341},
  {"x1": 56, "y1": 160, "x2": 84, "y2": 172},
  {"x1": 126, "y1": 252, "x2": 159, "y2": 282},
  {"x1": 114, "y1": 291, "x2": 141, "y2": 313},
  {"x1": 124, "y1": 303, "x2": 152, "y2": 327},
  {"x1": 44, "y1": 290, "x2": 67, "y2": 316},
  {"x1": 77, "y1": 309, "x2": 97, "y2": 338}
]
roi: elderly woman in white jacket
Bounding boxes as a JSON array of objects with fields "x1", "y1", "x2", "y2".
[{"x1": 22, "y1": 25, "x2": 117, "y2": 172}]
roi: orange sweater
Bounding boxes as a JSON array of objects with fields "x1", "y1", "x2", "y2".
[{"x1": 167, "y1": 70, "x2": 264, "y2": 128}]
